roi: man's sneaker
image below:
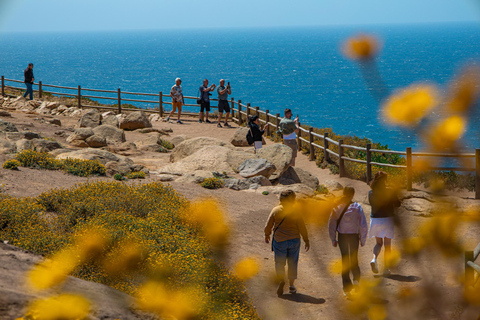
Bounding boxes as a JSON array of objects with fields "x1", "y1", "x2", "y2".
[
  {"x1": 205, "y1": 119, "x2": 212, "y2": 123},
  {"x1": 224, "y1": 122, "x2": 231, "y2": 128},
  {"x1": 166, "y1": 116, "x2": 170, "y2": 121},
  {"x1": 276, "y1": 281, "x2": 285, "y2": 297},
  {"x1": 288, "y1": 286, "x2": 297, "y2": 294},
  {"x1": 199, "y1": 120, "x2": 203, "y2": 123},
  {"x1": 217, "y1": 123, "x2": 222, "y2": 128},
  {"x1": 370, "y1": 260, "x2": 378, "y2": 274},
  {"x1": 177, "y1": 120, "x2": 183, "y2": 124}
]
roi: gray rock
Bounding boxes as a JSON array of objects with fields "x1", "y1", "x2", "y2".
[
  {"x1": 69, "y1": 140, "x2": 89, "y2": 148},
  {"x1": 230, "y1": 127, "x2": 251, "y2": 147},
  {"x1": 256, "y1": 144, "x2": 293, "y2": 180},
  {"x1": 248, "y1": 175, "x2": 272, "y2": 186},
  {"x1": 56, "y1": 148, "x2": 121, "y2": 165},
  {"x1": 105, "y1": 161, "x2": 132, "y2": 177},
  {"x1": 170, "y1": 137, "x2": 232, "y2": 162},
  {"x1": 131, "y1": 164, "x2": 146, "y2": 172},
  {"x1": 15, "y1": 139, "x2": 32, "y2": 152},
  {"x1": 175, "y1": 170, "x2": 214, "y2": 184},
  {"x1": 238, "y1": 158, "x2": 276, "y2": 178},
  {"x1": 402, "y1": 198, "x2": 435, "y2": 213},
  {"x1": 86, "y1": 135, "x2": 107, "y2": 148},
  {"x1": 5, "y1": 131, "x2": 41, "y2": 141},
  {"x1": 78, "y1": 109, "x2": 101, "y2": 128},
  {"x1": 31, "y1": 139, "x2": 62, "y2": 152},
  {"x1": 157, "y1": 174, "x2": 176, "y2": 182},
  {"x1": 0, "y1": 138, "x2": 15, "y2": 154},
  {"x1": 118, "y1": 111, "x2": 152, "y2": 130},
  {"x1": 102, "y1": 114, "x2": 119, "y2": 128},
  {"x1": 66, "y1": 128, "x2": 95, "y2": 143},
  {"x1": 165, "y1": 134, "x2": 188, "y2": 147},
  {"x1": 92, "y1": 125, "x2": 126, "y2": 145},
  {"x1": 0, "y1": 119, "x2": 18, "y2": 132},
  {"x1": 0, "y1": 110, "x2": 12, "y2": 117},
  {"x1": 278, "y1": 167, "x2": 319, "y2": 190},
  {"x1": 322, "y1": 180, "x2": 344, "y2": 192},
  {"x1": 46, "y1": 118, "x2": 61, "y2": 126}
]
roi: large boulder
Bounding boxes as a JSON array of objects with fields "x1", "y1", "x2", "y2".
[
  {"x1": 78, "y1": 109, "x2": 101, "y2": 128},
  {"x1": 224, "y1": 176, "x2": 272, "y2": 191},
  {"x1": 255, "y1": 183, "x2": 316, "y2": 198},
  {"x1": 102, "y1": 114, "x2": 119, "y2": 128},
  {"x1": 0, "y1": 138, "x2": 15, "y2": 154},
  {"x1": 278, "y1": 167, "x2": 319, "y2": 190},
  {"x1": 256, "y1": 144, "x2": 293, "y2": 180},
  {"x1": 170, "y1": 137, "x2": 232, "y2": 162},
  {"x1": 118, "y1": 111, "x2": 152, "y2": 130},
  {"x1": 165, "y1": 135, "x2": 189, "y2": 147},
  {"x1": 86, "y1": 135, "x2": 107, "y2": 148},
  {"x1": 66, "y1": 128, "x2": 94, "y2": 143},
  {"x1": 175, "y1": 170, "x2": 214, "y2": 184},
  {"x1": 55, "y1": 148, "x2": 121, "y2": 165},
  {"x1": 16, "y1": 138, "x2": 62, "y2": 153},
  {"x1": 92, "y1": 125, "x2": 126, "y2": 145},
  {"x1": 5, "y1": 131, "x2": 41, "y2": 141},
  {"x1": 230, "y1": 127, "x2": 251, "y2": 147},
  {"x1": 105, "y1": 161, "x2": 132, "y2": 177},
  {"x1": 238, "y1": 158, "x2": 276, "y2": 179},
  {"x1": 0, "y1": 119, "x2": 18, "y2": 132}
]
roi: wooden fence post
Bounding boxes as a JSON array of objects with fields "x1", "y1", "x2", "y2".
[
  {"x1": 159, "y1": 92, "x2": 163, "y2": 117},
  {"x1": 230, "y1": 98, "x2": 234, "y2": 120},
  {"x1": 309, "y1": 127, "x2": 314, "y2": 161},
  {"x1": 406, "y1": 147, "x2": 412, "y2": 191},
  {"x1": 297, "y1": 123, "x2": 302, "y2": 151},
  {"x1": 255, "y1": 106, "x2": 259, "y2": 117},
  {"x1": 117, "y1": 88, "x2": 122, "y2": 114},
  {"x1": 246, "y1": 103, "x2": 251, "y2": 120},
  {"x1": 466, "y1": 251, "x2": 474, "y2": 287},
  {"x1": 77, "y1": 85, "x2": 82, "y2": 109},
  {"x1": 324, "y1": 132, "x2": 330, "y2": 163},
  {"x1": 476, "y1": 149, "x2": 480, "y2": 200},
  {"x1": 339, "y1": 139, "x2": 345, "y2": 177},
  {"x1": 276, "y1": 113, "x2": 280, "y2": 129},
  {"x1": 238, "y1": 100, "x2": 243, "y2": 124},
  {"x1": 366, "y1": 143, "x2": 372, "y2": 183},
  {"x1": 265, "y1": 110, "x2": 270, "y2": 136},
  {"x1": 1, "y1": 76, "x2": 4, "y2": 96},
  {"x1": 38, "y1": 81, "x2": 42, "y2": 99}
]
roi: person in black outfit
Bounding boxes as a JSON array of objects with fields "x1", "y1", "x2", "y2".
[
  {"x1": 23, "y1": 63, "x2": 34, "y2": 100},
  {"x1": 248, "y1": 115, "x2": 268, "y2": 153}
]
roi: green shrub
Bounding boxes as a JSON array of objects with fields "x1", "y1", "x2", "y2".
[
  {"x1": 3, "y1": 159, "x2": 21, "y2": 170},
  {"x1": 160, "y1": 139, "x2": 174, "y2": 150},
  {"x1": 126, "y1": 171, "x2": 146, "y2": 179},
  {"x1": 315, "y1": 185, "x2": 329, "y2": 195},
  {"x1": 15, "y1": 150, "x2": 59, "y2": 169},
  {"x1": 201, "y1": 177, "x2": 225, "y2": 189},
  {"x1": 59, "y1": 158, "x2": 106, "y2": 177},
  {"x1": 262, "y1": 191, "x2": 270, "y2": 195},
  {"x1": 113, "y1": 173, "x2": 125, "y2": 181}
]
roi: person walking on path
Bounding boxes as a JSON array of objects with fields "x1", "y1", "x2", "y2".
[
  {"x1": 264, "y1": 190, "x2": 310, "y2": 297},
  {"x1": 167, "y1": 78, "x2": 184, "y2": 124},
  {"x1": 277, "y1": 108, "x2": 299, "y2": 166},
  {"x1": 199, "y1": 79, "x2": 215, "y2": 123},
  {"x1": 328, "y1": 186, "x2": 368, "y2": 296},
  {"x1": 368, "y1": 171, "x2": 401, "y2": 275},
  {"x1": 247, "y1": 115, "x2": 268, "y2": 153},
  {"x1": 216, "y1": 79, "x2": 232, "y2": 128},
  {"x1": 23, "y1": 63, "x2": 34, "y2": 100}
]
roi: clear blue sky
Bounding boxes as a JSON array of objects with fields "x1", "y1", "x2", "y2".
[{"x1": 1, "y1": 0, "x2": 479, "y2": 33}]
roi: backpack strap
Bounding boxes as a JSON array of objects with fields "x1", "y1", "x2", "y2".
[
  {"x1": 271, "y1": 215, "x2": 287, "y2": 251},
  {"x1": 336, "y1": 202, "x2": 352, "y2": 232}
]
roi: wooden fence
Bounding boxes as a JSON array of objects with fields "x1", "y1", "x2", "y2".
[
  {"x1": 2, "y1": 75, "x2": 480, "y2": 199},
  {"x1": 465, "y1": 243, "x2": 480, "y2": 289}
]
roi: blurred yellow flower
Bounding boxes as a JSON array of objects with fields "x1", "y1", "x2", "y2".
[
  {"x1": 367, "y1": 305, "x2": 387, "y2": 320},
  {"x1": 401, "y1": 237, "x2": 426, "y2": 255},
  {"x1": 343, "y1": 34, "x2": 379, "y2": 60},
  {"x1": 384, "y1": 247, "x2": 401, "y2": 269},
  {"x1": 297, "y1": 198, "x2": 335, "y2": 226},
  {"x1": 75, "y1": 230, "x2": 109, "y2": 262},
  {"x1": 426, "y1": 115, "x2": 466, "y2": 151},
  {"x1": 234, "y1": 257, "x2": 260, "y2": 280},
  {"x1": 383, "y1": 84, "x2": 439, "y2": 127},
  {"x1": 27, "y1": 250, "x2": 78, "y2": 290},
  {"x1": 104, "y1": 242, "x2": 146, "y2": 276},
  {"x1": 27, "y1": 294, "x2": 91, "y2": 320},
  {"x1": 446, "y1": 66, "x2": 480, "y2": 113}
]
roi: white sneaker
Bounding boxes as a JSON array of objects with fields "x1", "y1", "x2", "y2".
[
  {"x1": 289, "y1": 286, "x2": 297, "y2": 294},
  {"x1": 165, "y1": 116, "x2": 170, "y2": 121},
  {"x1": 370, "y1": 260, "x2": 378, "y2": 274}
]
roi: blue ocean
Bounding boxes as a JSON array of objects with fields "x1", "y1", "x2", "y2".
[{"x1": 1, "y1": 23, "x2": 480, "y2": 151}]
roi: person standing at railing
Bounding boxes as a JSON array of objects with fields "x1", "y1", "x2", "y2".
[
  {"x1": 23, "y1": 63, "x2": 34, "y2": 100},
  {"x1": 368, "y1": 171, "x2": 401, "y2": 275},
  {"x1": 199, "y1": 79, "x2": 215, "y2": 123},
  {"x1": 216, "y1": 79, "x2": 232, "y2": 128},
  {"x1": 247, "y1": 115, "x2": 268, "y2": 153},
  {"x1": 277, "y1": 108, "x2": 299, "y2": 166},
  {"x1": 328, "y1": 186, "x2": 368, "y2": 297},
  {"x1": 167, "y1": 78, "x2": 184, "y2": 124}
]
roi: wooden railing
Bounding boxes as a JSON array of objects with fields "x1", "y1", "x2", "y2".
[
  {"x1": 2, "y1": 75, "x2": 480, "y2": 199},
  {"x1": 465, "y1": 243, "x2": 480, "y2": 288}
]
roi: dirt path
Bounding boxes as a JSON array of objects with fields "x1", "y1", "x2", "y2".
[{"x1": 1, "y1": 110, "x2": 480, "y2": 319}]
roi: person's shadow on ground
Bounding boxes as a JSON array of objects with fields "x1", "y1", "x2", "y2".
[
  {"x1": 374, "y1": 274, "x2": 422, "y2": 282},
  {"x1": 279, "y1": 293, "x2": 326, "y2": 304}
]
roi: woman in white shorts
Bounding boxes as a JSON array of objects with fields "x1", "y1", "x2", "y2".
[
  {"x1": 248, "y1": 115, "x2": 268, "y2": 153},
  {"x1": 368, "y1": 171, "x2": 400, "y2": 275}
]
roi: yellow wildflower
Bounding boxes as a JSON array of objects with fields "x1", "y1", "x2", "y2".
[
  {"x1": 446, "y1": 66, "x2": 480, "y2": 113},
  {"x1": 383, "y1": 84, "x2": 439, "y2": 127},
  {"x1": 401, "y1": 237, "x2": 426, "y2": 255},
  {"x1": 27, "y1": 294, "x2": 91, "y2": 320},
  {"x1": 343, "y1": 34, "x2": 379, "y2": 60},
  {"x1": 367, "y1": 305, "x2": 387, "y2": 320},
  {"x1": 426, "y1": 115, "x2": 466, "y2": 151},
  {"x1": 27, "y1": 250, "x2": 78, "y2": 290},
  {"x1": 104, "y1": 242, "x2": 146, "y2": 276},
  {"x1": 384, "y1": 247, "x2": 401, "y2": 269},
  {"x1": 234, "y1": 257, "x2": 260, "y2": 280}
]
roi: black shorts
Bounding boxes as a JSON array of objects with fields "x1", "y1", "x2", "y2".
[
  {"x1": 200, "y1": 101, "x2": 211, "y2": 112},
  {"x1": 218, "y1": 100, "x2": 230, "y2": 113}
]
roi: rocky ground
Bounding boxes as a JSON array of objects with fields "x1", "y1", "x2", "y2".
[{"x1": 1, "y1": 94, "x2": 480, "y2": 319}]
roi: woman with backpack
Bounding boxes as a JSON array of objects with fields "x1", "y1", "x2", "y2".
[
  {"x1": 328, "y1": 186, "x2": 368, "y2": 296},
  {"x1": 247, "y1": 115, "x2": 268, "y2": 153}
]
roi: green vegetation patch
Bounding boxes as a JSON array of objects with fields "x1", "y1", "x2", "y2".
[{"x1": 201, "y1": 177, "x2": 225, "y2": 189}]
